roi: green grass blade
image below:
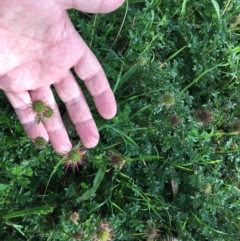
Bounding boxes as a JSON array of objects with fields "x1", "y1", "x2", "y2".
[
  {"x1": 163, "y1": 45, "x2": 187, "y2": 64},
  {"x1": 126, "y1": 155, "x2": 163, "y2": 163},
  {"x1": 79, "y1": 163, "x2": 107, "y2": 201},
  {"x1": 42, "y1": 158, "x2": 64, "y2": 201},
  {"x1": 5, "y1": 221, "x2": 27, "y2": 238},
  {"x1": 120, "y1": 65, "x2": 138, "y2": 83},
  {"x1": 228, "y1": 45, "x2": 240, "y2": 55},
  {"x1": 181, "y1": 0, "x2": 189, "y2": 15},
  {"x1": 165, "y1": 162, "x2": 193, "y2": 172},
  {"x1": 128, "y1": 104, "x2": 152, "y2": 121},
  {"x1": 88, "y1": 200, "x2": 108, "y2": 214},
  {"x1": 111, "y1": 201, "x2": 125, "y2": 213},
  {"x1": 181, "y1": 63, "x2": 228, "y2": 92},
  {"x1": 126, "y1": 183, "x2": 164, "y2": 221},
  {"x1": 113, "y1": 64, "x2": 124, "y2": 93},
  {"x1": 200, "y1": 159, "x2": 222, "y2": 165},
  {"x1": 2, "y1": 206, "x2": 53, "y2": 219},
  {"x1": 111, "y1": 0, "x2": 129, "y2": 48},
  {"x1": 119, "y1": 172, "x2": 132, "y2": 181},
  {"x1": 191, "y1": 212, "x2": 227, "y2": 235},
  {"x1": 106, "y1": 125, "x2": 139, "y2": 146},
  {"x1": 114, "y1": 65, "x2": 138, "y2": 93},
  {"x1": 211, "y1": 0, "x2": 220, "y2": 19}
]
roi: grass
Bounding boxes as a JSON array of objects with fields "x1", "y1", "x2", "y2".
[{"x1": 1, "y1": 0, "x2": 240, "y2": 240}]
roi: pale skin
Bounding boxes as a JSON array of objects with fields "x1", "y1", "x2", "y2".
[{"x1": 0, "y1": 0, "x2": 125, "y2": 153}]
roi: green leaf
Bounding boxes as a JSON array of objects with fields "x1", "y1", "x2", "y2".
[
  {"x1": 111, "y1": 202, "x2": 125, "y2": 213},
  {"x1": 181, "y1": 0, "x2": 189, "y2": 15},
  {"x1": 210, "y1": 0, "x2": 220, "y2": 19},
  {"x1": 79, "y1": 163, "x2": 107, "y2": 201},
  {"x1": 0, "y1": 183, "x2": 8, "y2": 192},
  {"x1": 114, "y1": 65, "x2": 138, "y2": 93},
  {"x1": 181, "y1": 63, "x2": 228, "y2": 92},
  {"x1": 2, "y1": 206, "x2": 53, "y2": 219},
  {"x1": 126, "y1": 155, "x2": 163, "y2": 163},
  {"x1": 125, "y1": 183, "x2": 164, "y2": 221},
  {"x1": 228, "y1": 45, "x2": 240, "y2": 55},
  {"x1": 191, "y1": 212, "x2": 227, "y2": 235},
  {"x1": 128, "y1": 104, "x2": 152, "y2": 121},
  {"x1": 105, "y1": 125, "x2": 139, "y2": 147},
  {"x1": 5, "y1": 221, "x2": 27, "y2": 238},
  {"x1": 42, "y1": 158, "x2": 64, "y2": 201},
  {"x1": 162, "y1": 45, "x2": 187, "y2": 64}
]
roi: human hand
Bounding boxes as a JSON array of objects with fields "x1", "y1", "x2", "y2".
[{"x1": 0, "y1": 0, "x2": 125, "y2": 153}]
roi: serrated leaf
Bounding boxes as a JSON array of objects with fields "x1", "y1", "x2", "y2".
[{"x1": 0, "y1": 183, "x2": 8, "y2": 192}]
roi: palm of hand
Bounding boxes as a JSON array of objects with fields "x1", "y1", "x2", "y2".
[{"x1": 0, "y1": 0, "x2": 123, "y2": 153}]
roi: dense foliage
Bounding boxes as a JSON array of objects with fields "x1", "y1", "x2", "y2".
[{"x1": 1, "y1": 0, "x2": 240, "y2": 240}]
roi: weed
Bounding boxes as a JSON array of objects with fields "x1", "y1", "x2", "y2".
[
  {"x1": 31, "y1": 100, "x2": 54, "y2": 123},
  {"x1": 69, "y1": 212, "x2": 80, "y2": 223},
  {"x1": 108, "y1": 150, "x2": 125, "y2": 169},
  {"x1": 63, "y1": 145, "x2": 86, "y2": 172},
  {"x1": 195, "y1": 109, "x2": 213, "y2": 125},
  {"x1": 33, "y1": 136, "x2": 47, "y2": 149},
  {"x1": 93, "y1": 222, "x2": 113, "y2": 241},
  {"x1": 1, "y1": 0, "x2": 240, "y2": 240},
  {"x1": 144, "y1": 225, "x2": 159, "y2": 241},
  {"x1": 137, "y1": 56, "x2": 147, "y2": 66},
  {"x1": 160, "y1": 93, "x2": 175, "y2": 108},
  {"x1": 32, "y1": 100, "x2": 46, "y2": 114},
  {"x1": 43, "y1": 106, "x2": 54, "y2": 119},
  {"x1": 169, "y1": 115, "x2": 181, "y2": 126}
]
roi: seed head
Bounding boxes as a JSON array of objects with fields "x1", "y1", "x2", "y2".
[
  {"x1": 137, "y1": 56, "x2": 147, "y2": 66},
  {"x1": 161, "y1": 237, "x2": 179, "y2": 241},
  {"x1": 203, "y1": 183, "x2": 212, "y2": 194},
  {"x1": 231, "y1": 15, "x2": 240, "y2": 27},
  {"x1": 144, "y1": 225, "x2": 159, "y2": 241},
  {"x1": 232, "y1": 119, "x2": 240, "y2": 132},
  {"x1": 64, "y1": 145, "x2": 86, "y2": 172},
  {"x1": 93, "y1": 222, "x2": 113, "y2": 241},
  {"x1": 108, "y1": 150, "x2": 125, "y2": 169},
  {"x1": 43, "y1": 106, "x2": 54, "y2": 119},
  {"x1": 33, "y1": 136, "x2": 47, "y2": 149},
  {"x1": 70, "y1": 212, "x2": 80, "y2": 223},
  {"x1": 196, "y1": 109, "x2": 213, "y2": 125},
  {"x1": 32, "y1": 100, "x2": 46, "y2": 114},
  {"x1": 72, "y1": 231, "x2": 82, "y2": 239},
  {"x1": 31, "y1": 100, "x2": 54, "y2": 124},
  {"x1": 160, "y1": 93, "x2": 175, "y2": 108},
  {"x1": 169, "y1": 115, "x2": 181, "y2": 126},
  {"x1": 98, "y1": 229, "x2": 111, "y2": 241}
]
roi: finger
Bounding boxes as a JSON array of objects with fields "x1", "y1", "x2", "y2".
[
  {"x1": 73, "y1": 37, "x2": 117, "y2": 119},
  {"x1": 59, "y1": 0, "x2": 125, "y2": 13},
  {"x1": 54, "y1": 72, "x2": 99, "y2": 148},
  {"x1": 4, "y1": 90, "x2": 49, "y2": 142},
  {"x1": 30, "y1": 86, "x2": 72, "y2": 154}
]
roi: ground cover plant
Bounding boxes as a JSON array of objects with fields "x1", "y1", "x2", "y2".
[{"x1": 1, "y1": 0, "x2": 240, "y2": 240}]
